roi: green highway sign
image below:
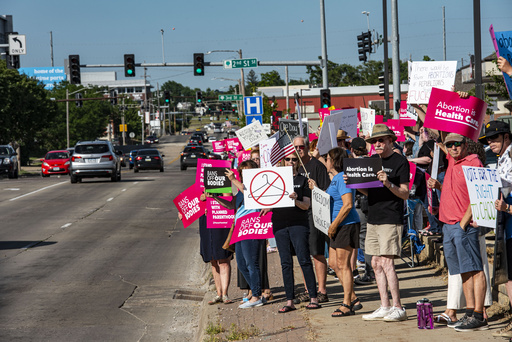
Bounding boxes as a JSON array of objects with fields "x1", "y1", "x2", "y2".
[
  {"x1": 218, "y1": 94, "x2": 244, "y2": 101},
  {"x1": 223, "y1": 58, "x2": 258, "y2": 69}
]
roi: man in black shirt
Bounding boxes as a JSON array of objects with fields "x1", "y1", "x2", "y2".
[{"x1": 294, "y1": 136, "x2": 331, "y2": 303}]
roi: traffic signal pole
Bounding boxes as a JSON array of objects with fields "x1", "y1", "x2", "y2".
[{"x1": 382, "y1": 0, "x2": 390, "y2": 119}]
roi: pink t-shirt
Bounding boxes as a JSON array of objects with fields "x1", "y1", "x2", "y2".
[{"x1": 439, "y1": 153, "x2": 482, "y2": 225}]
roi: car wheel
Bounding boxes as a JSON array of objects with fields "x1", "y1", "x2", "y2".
[
  {"x1": 111, "y1": 172, "x2": 118, "y2": 182},
  {"x1": 160, "y1": 167, "x2": 164, "y2": 172},
  {"x1": 180, "y1": 164, "x2": 187, "y2": 171},
  {"x1": 70, "y1": 174, "x2": 78, "y2": 183},
  {"x1": 118, "y1": 170, "x2": 122, "y2": 181},
  {"x1": 41, "y1": 172, "x2": 49, "y2": 178},
  {"x1": 134, "y1": 167, "x2": 139, "y2": 173},
  {"x1": 129, "y1": 165, "x2": 133, "y2": 169},
  {"x1": 14, "y1": 169, "x2": 18, "y2": 179}
]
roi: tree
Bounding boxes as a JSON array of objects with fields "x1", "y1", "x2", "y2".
[
  {"x1": 245, "y1": 70, "x2": 259, "y2": 95},
  {"x1": 259, "y1": 70, "x2": 285, "y2": 87}
]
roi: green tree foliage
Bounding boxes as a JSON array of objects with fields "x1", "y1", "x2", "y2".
[
  {"x1": 259, "y1": 70, "x2": 285, "y2": 87},
  {"x1": 245, "y1": 70, "x2": 259, "y2": 95}
]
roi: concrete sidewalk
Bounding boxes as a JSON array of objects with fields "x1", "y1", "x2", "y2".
[{"x1": 200, "y1": 246, "x2": 509, "y2": 341}]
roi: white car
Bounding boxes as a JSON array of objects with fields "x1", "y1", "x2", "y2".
[{"x1": 208, "y1": 136, "x2": 217, "y2": 142}]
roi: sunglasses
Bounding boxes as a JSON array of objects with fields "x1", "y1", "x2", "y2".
[
  {"x1": 284, "y1": 158, "x2": 299, "y2": 162},
  {"x1": 446, "y1": 141, "x2": 463, "y2": 148},
  {"x1": 294, "y1": 145, "x2": 306, "y2": 150},
  {"x1": 372, "y1": 138, "x2": 386, "y2": 144}
]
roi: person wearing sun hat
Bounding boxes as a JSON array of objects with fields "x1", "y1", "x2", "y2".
[
  {"x1": 337, "y1": 130, "x2": 351, "y2": 149},
  {"x1": 346, "y1": 124, "x2": 410, "y2": 322}
]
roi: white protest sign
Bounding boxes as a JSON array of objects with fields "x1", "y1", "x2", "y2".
[
  {"x1": 317, "y1": 112, "x2": 344, "y2": 155},
  {"x1": 259, "y1": 137, "x2": 277, "y2": 168},
  {"x1": 360, "y1": 107, "x2": 376, "y2": 138},
  {"x1": 243, "y1": 166, "x2": 295, "y2": 210},
  {"x1": 333, "y1": 108, "x2": 358, "y2": 139},
  {"x1": 407, "y1": 61, "x2": 457, "y2": 104},
  {"x1": 235, "y1": 120, "x2": 268, "y2": 150},
  {"x1": 312, "y1": 187, "x2": 331, "y2": 236},
  {"x1": 262, "y1": 123, "x2": 271, "y2": 135},
  {"x1": 431, "y1": 144, "x2": 440, "y2": 180},
  {"x1": 462, "y1": 166, "x2": 502, "y2": 229}
]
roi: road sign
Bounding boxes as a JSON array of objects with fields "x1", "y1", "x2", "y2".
[
  {"x1": 218, "y1": 94, "x2": 243, "y2": 101},
  {"x1": 246, "y1": 115, "x2": 262, "y2": 126},
  {"x1": 8, "y1": 34, "x2": 26, "y2": 55},
  {"x1": 129, "y1": 132, "x2": 135, "y2": 138},
  {"x1": 223, "y1": 58, "x2": 258, "y2": 69},
  {"x1": 244, "y1": 96, "x2": 263, "y2": 116}
]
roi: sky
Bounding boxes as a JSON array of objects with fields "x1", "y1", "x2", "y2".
[{"x1": 3, "y1": 0, "x2": 511, "y2": 92}]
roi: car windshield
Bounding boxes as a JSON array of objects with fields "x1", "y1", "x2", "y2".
[
  {"x1": 138, "y1": 150, "x2": 159, "y2": 156},
  {"x1": 0, "y1": 147, "x2": 11, "y2": 155},
  {"x1": 75, "y1": 144, "x2": 109, "y2": 154},
  {"x1": 184, "y1": 147, "x2": 204, "y2": 153},
  {"x1": 46, "y1": 152, "x2": 69, "y2": 159}
]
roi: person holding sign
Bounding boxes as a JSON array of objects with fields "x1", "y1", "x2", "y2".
[
  {"x1": 345, "y1": 124, "x2": 410, "y2": 322},
  {"x1": 498, "y1": 56, "x2": 512, "y2": 78},
  {"x1": 309, "y1": 147, "x2": 361, "y2": 317}
]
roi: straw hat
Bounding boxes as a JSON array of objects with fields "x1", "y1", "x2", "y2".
[
  {"x1": 444, "y1": 133, "x2": 465, "y2": 144},
  {"x1": 336, "y1": 129, "x2": 351, "y2": 140},
  {"x1": 365, "y1": 124, "x2": 397, "y2": 143}
]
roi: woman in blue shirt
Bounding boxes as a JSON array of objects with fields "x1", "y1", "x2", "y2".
[{"x1": 309, "y1": 147, "x2": 361, "y2": 317}]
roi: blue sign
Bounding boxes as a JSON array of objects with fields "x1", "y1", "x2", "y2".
[
  {"x1": 244, "y1": 96, "x2": 263, "y2": 116},
  {"x1": 18, "y1": 67, "x2": 67, "y2": 90},
  {"x1": 496, "y1": 30, "x2": 512, "y2": 100},
  {"x1": 246, "y1": 115, "x2": 263, "y2": 126}
]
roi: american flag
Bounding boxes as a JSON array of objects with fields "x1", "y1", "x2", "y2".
[{"x1": 270, "y1": 133, "x2": 295, "y2": 166}]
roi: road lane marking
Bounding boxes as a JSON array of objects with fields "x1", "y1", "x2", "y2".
[
  {"x1": 107, "y1": 197, "x2": 114, "y2": 202},
  {"x1": 122, "y1": 189, "x2": 127, "y2": 192},
  {"x1": 5, "y1": 188, "x2": 20, "y2": 191},
  {"x1": 61, "y1": 223, "x2": 72, "y2": 229},
  {"x1": 167, "y1": 155, "x2": 180, "y2": 165},
  {"x1": 9, "y1": 181, "x2": 67, "y2": 201}
]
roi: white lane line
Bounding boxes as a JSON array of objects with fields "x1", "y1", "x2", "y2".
[
  {"x1": 5, "y1": 188, "x2": 20, "y2": 191},
  {"x1": 9, "y1": 181, "x2": 67, "y2": 201},
  {"x1": 61, "y1": 223, "x2": 72, "y2": 229},
  {"x1": 122, "y1": 189, "x2": 127, "y2": 192},
  {"x1": 107, "y1": 197, "x2": 114, "y2": 202},
  {"x1": 20, "y1": 242, "x2": 40, "y2": 250},
  {"x1": 134, "y1": 182, "x2": 139, "y2": 185}
]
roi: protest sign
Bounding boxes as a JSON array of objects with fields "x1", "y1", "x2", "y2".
[
  {"x1": 237, "y1": 150, "x2": 252, "y2": 165},
  {"x1": 271, "y1": 111, "x2": 282, "y2": 131},
  {"x1": 243, "y1": 166, "x2": 295, "y2": 210},
  {"x1": 407, "y1": 61, "x2": 457, "y2": 104},
  {"x1": 319, "y1": 108, "x2": 331, "y2": 121},
  {"x1": 424, "y1": 87, "x2": 487, "y2": 141},
  {"x1": 196, "y1": 159, "x2": 231, "y2": 192},
  {"x1": 225, "y1": 137, "x2": 243, "y2": 152},
  {"x1": 204, "y1": 167, "x2": 232, "y2": 194},
  {"x1": 206, "y1": 196, "x2": 235, "y2": 228},
  {"x1": 360, "y1": 108, "x2": 376, "y2": 138},
  {"x1": 262, "y1": 123, "x2": 271, "y2": 135},
  {"x1": 212, "y1": 140, "x2": 226, "y2": 153},
  {"x1": 259, "y1": 137, "x2": 277, "y2": 168},
  {"x1": 230, "y1": 212, "x2": 274, "y2": 244},
  {"x1": 462, "y1": 166, "x2": 502, "y2": 228},
  {"x1": 493, "y1": 28, "x2": 512, "y2": 99},
  {"x1": 425, "y1": 173, "x2": 433, "y2": 213},
  {"x1": 312, "y1": 187, "x2": 331, "y2": 236},
  {"x1": 409, "y1": 162, "x2": 417, "y2": 191},
  {"x1": 334, "y1": 108, "x2": 358, "y2": 140},
  {"x1": 384, "y1": 119, "x2": 405, "y2": 142},
  {"x1": 400, "y1": 101, "x2": 418, "y2": 127},
  {"x1": 279, "y1": 119, "x2": 308, "y2": 143},
  {"x1": 317, "y1": 112, "x2": 344, "y2": 155},
  {"x1": 235, "y1": 120, "x2": 268, "y2": 150},
  {"x1": 343, "y1": 158, "x2": 383, "y2": 189},
  {"x1": 173, "y1": 185, "x2": 206, "y2": 228},
  {"x1": 309, "y1": 133, "x2": 318, "y2": 143}
]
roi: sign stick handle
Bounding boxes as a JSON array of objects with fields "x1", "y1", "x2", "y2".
[{"x1": 283, "y1": 127, "x2": 310, "y2": 180}]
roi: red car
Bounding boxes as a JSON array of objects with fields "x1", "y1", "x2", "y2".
[{"x1": 41, "y1": 150, "x2": 70, "y2": 177}]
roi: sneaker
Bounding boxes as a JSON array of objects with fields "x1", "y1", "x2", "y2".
[
  {"x1": 293, "y1": 291, "x2": 310, "y2": 304},
  {"x1": 362, "y1": 306, "x2": 392, "y2": 321},
  {"x1": 266, "y1": 246, "x2": 277, "y2": 253},
  {"x1": 327, "y1": 268, "x2": 336, "y2": 276},
  {"x1": 447, "y1": 314, "x2": 469, "y2": 329},
  {"x1": 317, "y1": 292, "x2": 329, "y2": 303},
  {"x1": 383, "y1": 306, "x2": 408, "y2": 322},
  {"x1": 492, "y1": 320, "x2": 512, "y2": 338},
  {"x1": 454, "y1": 316, "x2": 489, "y2": 332},
  {"x1": 238, "y1": 298, "x2": 263, "y2": 309},
  {"x1": 354, "y1": 275, "x2": 374, "y2": 286}
]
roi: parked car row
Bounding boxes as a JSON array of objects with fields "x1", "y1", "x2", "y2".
[{"x1": 0, "y1": 145, "x2": 19, "y2": 179}]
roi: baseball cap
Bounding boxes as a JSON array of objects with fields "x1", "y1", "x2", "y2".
[{"x1": 478, "y1": 121, "x2": 511, "y2": 143}]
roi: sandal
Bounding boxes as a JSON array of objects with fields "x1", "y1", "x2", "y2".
[
  {"x1": 208, "y1": 295, "x2": 222, "y2": 305},
  {"x1": 222, "y1": 295, "x2": 233, "y2": 304},
  {"x1": 278, "y1": 305, "x2": 296, "y2": 313},
  {"x1": 350, "y1": 298, "x2": 363, "y2": 311},
  {"x1": 331, "y1": 303, "x2": 354, "y2": 317},
  {"x1": 305, "y1": 302, "x2": 322, "y2": 310},
  {"x1": 434, "y1": 313, "x2": 453, "y2": 325}
]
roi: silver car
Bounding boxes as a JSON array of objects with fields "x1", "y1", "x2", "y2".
[{"x1": 69, "y1": 141, "x2": 122, "y2": 183}]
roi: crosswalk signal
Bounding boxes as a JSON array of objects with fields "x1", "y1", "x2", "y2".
[
  {"x1": 378, "y1": 74, "x2": 385, "y2": 97},
  {"x1": 194, "y1": 53, "x2": 204, "y2": 76},
  {"x1": 196, "y1": 91, "x2": 203, "y2": 104},
  {"x1": 164, "y1": 91, "x2": 171, "y2": 104},
  {"x1": 69, "y1": 55, "x2": 81, "y2": 85},
  {"x1": 75, "y1": 93, "x2": 83, "y2": 108},
  {"x1": 320, "y1": 89, "x2": 331, "y2": 109},
  {"x1": 124, "y1": 54, "x2": 135, "y2": 77},
  {"x1": 110, "y1": 90, "x2": 117, "y2": 105}
]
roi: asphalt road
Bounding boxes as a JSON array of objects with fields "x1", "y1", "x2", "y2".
[{"x1": 0, "y1": 135, "x2": 210, "y2": 341}]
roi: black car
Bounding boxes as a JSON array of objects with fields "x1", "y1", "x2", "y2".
[
  {"x1": 134, "y1": 149, "x2": 165, "y2": 173},
  {"x1": 0, "y1": 145, "x2": 18, "y2": 179},
  {"x1": 189, "y1": 136, "x2": 203, "y2": 145},
  {"x1": 180, "y1": 145, "x2": 207, "y2": 170}
]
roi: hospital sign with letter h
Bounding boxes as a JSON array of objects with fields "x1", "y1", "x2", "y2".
[{"x1": 244, "y1": 96, "x2": 263, "y2": 116}]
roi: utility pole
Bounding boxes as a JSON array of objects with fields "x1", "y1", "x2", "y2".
[
  {"x1": 382, "y1": 0, "x2": 390, "y2": 118},
  {"x1": 239, "y1": 49, "x2": 245, "y2": 98},
  {"x1": 473, "y1": 0, "x2": 483, "y2": 100},
  {"x1": 143, "y1": 66, "x2": 147, "y2": 144},
  {"x1": 66, "y1": 89, "x2": 69, "y2": 148},
  {"x1": 442, "y1": 6, "x2": 446, "y2": 61},
  {"x1": 285, "y1": 66, "x2": 290, "y2": 114},
  {"x1": 320, "y1": 0, "x2": 329, "y2": 89},
  {"x1": 391, "y1": 0, "x2": 400, "y2": 118},
  {"x1": 50, "y1": 31, "x2": 54, "y2": 67}
]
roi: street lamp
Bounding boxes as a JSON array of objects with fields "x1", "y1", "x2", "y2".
[
  {"x1": 362, "y1": 11, "x2": 370, "y2": 31},
  {"x1": 206, "y1": 50, "x2": 245, "y2": 98},
  {"x1": 160, "y1": 29, "x2": 165, "y2": 64}
]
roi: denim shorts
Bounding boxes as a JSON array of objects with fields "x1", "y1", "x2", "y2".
[{"x1": 443, "y1": 222, "x2": 483, "y2": 275}]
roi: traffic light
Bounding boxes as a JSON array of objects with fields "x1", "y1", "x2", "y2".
[
  {"x1": 193, "y1": 53, "x2": 204, "y2": 76},
  {"x1": 320, "y1": 89, "x2": 331, "y2": 109},
  {"x1": 221, "y1": 102, "x2": 227, "y2": 111},
  {"x1": 164, "y1": 91, "x2": 171, "y2": 104},
  {"x1": 378, "y1": 74, "x2": 385, "y2": 97},
  {"x1": 69, "y1": 54, "x2": 81, "y2": 84},
  {"x1": 75, "y1": 93, "x2": 83, "y2": 108},
  {"x1": 110, "y1": 90, "x2": 117, "y2": 105},
  {"x1": 196, "y1": 91, "x2": 203, "y2": 104},
  {"x1": 124, "y1": 54, "x2": 135, "y2": 77},
  {"x1": 357, "y1": 31, "x2": 372, "y2": 62},
  {"x1": 6, "y1": 55, "x2": 20, "y2": 69}
]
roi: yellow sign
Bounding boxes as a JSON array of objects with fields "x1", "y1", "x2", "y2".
[{"x1": 119, "y1": 124, "x2": 127, "y2": 132}]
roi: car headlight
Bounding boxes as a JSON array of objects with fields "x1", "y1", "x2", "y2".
[
  {"x1": 42, "y1": 162, "x2": 50, "y2": 167},
  {"x1": 64, "y1": 161, "x2": 70, "y2": 166},
  {"x1": 3, "y1": 158, "x2": 11, "y2": 165}
]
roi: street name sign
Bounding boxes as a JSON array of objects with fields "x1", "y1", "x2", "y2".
[
  {"x1": 223, "y1": 58, "x2": 258, "y2": 69},
  {"x1": 219, "y1": 94, "x2": 244, "y2": 101}
]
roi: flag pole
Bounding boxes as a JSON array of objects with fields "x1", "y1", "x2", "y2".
[{"x1": 283, "y1": 127, "x2": 310, "y2": 180}]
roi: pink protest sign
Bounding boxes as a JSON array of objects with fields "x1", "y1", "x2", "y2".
[
  {"x1": 206, "y1": 196, "x2": 235, "y2": 228},
  {"x1": 225, "y1": 138, "x2": 243, "y2": 152},
  {"x1": 309, "y1": 133, "x2": 318, "y2": 142},
  {"x1": 319, "y1": 108, "x2": 331, "y2": 121},
  {"x1": 173, "y1": 185, "x2": 206, "y2": 228},
  {"x1": 196, "y1": 159, "x2": 231, "y2": 192},
  {"x1": 230, "y1": 212, "x2": 274, "y2": 244},
  {"x1": 424, "y1": 87, "x2": 487, "y2": 141},
  {"x1": 384, "y1": 119, "x2": 405, "y2": 142},
  {"x1": 375, "y1": 115, "x2": 384, "y2": 124},
  {"x1": 237, "y1": 150, "x2": 252, "y2": 165},
  {"x1": 399, "y1": 101, "x2": 418, "y2": 127},
  {"x1": 409, "y1": 162, "x2": 417, "y2": 191},
  {"x1": 212, "y1": 140, "x2": 226, "y2": 153}
]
